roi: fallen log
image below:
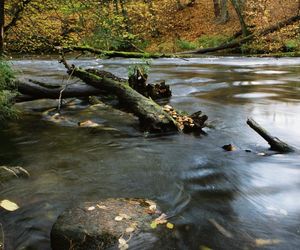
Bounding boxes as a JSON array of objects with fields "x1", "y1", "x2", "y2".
[
  {"x1": 87, "y1": 67, "x2": 172, "y2": 100},
  {"x1": 247, "y1": 118, "x2": 295, "y2": 153},
  {"x1": 63, "y1": 46, "x2": 178, "y2": 59},
  {"x1": 180, "y1": 14, "x2": 300, "y2": 54},
  {"x1": 59, "y1": 56, "x2": 207, "y2": 132},
  {"x1": 60, "y1": 58, "x2": 178, "y2": 132},
  {"x1": 15, "y1": 78, "x2": 104, "y2": 102}
]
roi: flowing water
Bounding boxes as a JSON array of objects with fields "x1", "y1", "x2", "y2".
[{"x1": 1, "y1": 56, "x2": 300, "y2": 249}]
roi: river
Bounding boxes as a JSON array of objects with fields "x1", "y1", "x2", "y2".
[{"x1": 1, "y1": 56, "x2": 300, "y2": 249}]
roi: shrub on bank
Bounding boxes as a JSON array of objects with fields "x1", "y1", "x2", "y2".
[{"x1": 0, "y1": 61, "x2": 18, "y2": 122}]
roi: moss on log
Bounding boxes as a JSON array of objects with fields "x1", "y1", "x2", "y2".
[{"x1": 67, "y1": 66, "x2": 178, "y2": 132}]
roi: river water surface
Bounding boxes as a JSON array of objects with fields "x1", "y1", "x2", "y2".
[{"x1": 1, "y1": 56, "x2": 300, "y2": 249}]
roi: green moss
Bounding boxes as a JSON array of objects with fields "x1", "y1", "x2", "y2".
[
  {"x1": 196, "y1": 35, "x2": 230, "y2": 48},
  {"x1": 284, "y1": 39, "x2": 300, "y2": 52},
  {"x1": 0, "y1": 61, "x2": 18, "y2": 122},
  {"x1": 176, "y1": 39, "x2": 197, "y2": 50}
]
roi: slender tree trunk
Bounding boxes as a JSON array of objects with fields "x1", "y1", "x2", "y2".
[
  {"x1": 219, "y1": 0, "x2": 229, "y2": 23},
  {"x1": 213, "y1": 0, "x2": 221, "y2": 18},
  {"x1": 113, "y1": 0, "x2": 119, "y2": 14},
  {"x1": 0, "y1": 0, "x2": 4, "y2": 56},
  {"x1": 213, "y1": 0, "x2": 229, "y2": 23},
  {"x1": 230, "y1": 0, "x2": 249, "y2": 36},
  {"x1": 119, "y1": 0, "x2": 130, "y2": 32}
]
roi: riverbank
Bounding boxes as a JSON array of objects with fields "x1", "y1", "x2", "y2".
[{"x1": 4, "y1": 0, "x2": 300, "y2": 55}]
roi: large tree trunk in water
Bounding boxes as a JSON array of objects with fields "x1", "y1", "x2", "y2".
[
  {"x1": 58, "y1": 56, "x2": 207, "y2": 132},
  {"x1": 247, "y1": 118, "x2": 295, "y2": 153},
  {"x1": 0, "y1": 0, "x2": 4, "y2": 55},
  {"x1": 60, "y1": 59, "x2": 178, "y2": 132}
]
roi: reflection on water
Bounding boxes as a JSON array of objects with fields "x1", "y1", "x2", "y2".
[{"x1": 1, "y1": 57, "x2": 300, "y2": 249}]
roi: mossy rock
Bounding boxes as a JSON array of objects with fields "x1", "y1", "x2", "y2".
[{"x1": 51, "y1": 198, "x2": 175, "y2": 250}]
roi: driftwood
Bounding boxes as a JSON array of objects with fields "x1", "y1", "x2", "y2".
[
  {"x1": 59, "y1": 55, "x2": 207, "y2": 132},
  {"x1": 62, "y1": 46, "x2": 178, "y2": 59},
  {"x1": 247, "y1": 118, "x2": 295, "y2": 153},
  {"x1": 15, "y1": 78, "x2": 104, "y2": 102},
  {"x1": 180, "y1": 14, "x2": 300, "y2": 54}
]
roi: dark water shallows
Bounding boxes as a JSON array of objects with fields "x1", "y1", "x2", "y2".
[{"x1": 1, "y1": 56, "x2": 300, "y2": 249}]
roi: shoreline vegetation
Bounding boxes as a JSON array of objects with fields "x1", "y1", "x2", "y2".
[{"x1": 1, "y1": 1, "x2": 300, "y2": 56}]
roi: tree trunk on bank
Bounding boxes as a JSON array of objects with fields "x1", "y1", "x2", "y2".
[
  {"x1": 213, "y1": 0, "x2": 221, "y2": 18},
  {"x1": 180, "y1": 14, "x2": 300, "y2": 54},
  {"x1": 230, "y1": 0, "x2": 249, "y2": 36},
  {"x1": 219, "y1": 0, "x2": 229, "y2": 23},
  {"x1": 62, "y1": 46, "x2": 179, "y2": 58},
  {"x1": 0, "y1": 0, "x2": 5, "y2": 55},
  {"x1": 213, "y1": 0, "x2": 229, "y2": 24}
]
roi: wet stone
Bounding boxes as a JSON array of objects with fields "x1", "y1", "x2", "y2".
[{"x1": 51, "y1": 198, "x2": 175, "y2": 250}]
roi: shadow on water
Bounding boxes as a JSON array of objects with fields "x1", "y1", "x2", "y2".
[{"x1": 1, "y1": 56, "x2": 300, "y2": 249}]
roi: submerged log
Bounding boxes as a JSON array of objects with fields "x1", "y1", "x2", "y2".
[
  {"x1": 247, "y1": 118, "x2": 295, "y2": 153},
  {"x1": 15, "y1": 78, "x2": 104, "y2": 102}
]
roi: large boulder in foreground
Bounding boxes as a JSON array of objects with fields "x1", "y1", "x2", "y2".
[{"x1": 51, "y1": 198, "x2": 176, "y2": 250}]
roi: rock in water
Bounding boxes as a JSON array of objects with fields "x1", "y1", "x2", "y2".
[{"x1": 51, "y1": 198, "x2": 175, "y2": 250}]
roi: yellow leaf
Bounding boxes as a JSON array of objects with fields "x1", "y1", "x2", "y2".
[
  {"x1": 118, "y1": 238, "x2": 127, "y2": 245},
  {"x1": 255, "y1": 239, "x2": 282, "y2": 247},
  {"x1": 125, "y1": 227, "x2": 135, "y2": 233},
  {"x1": 115, "y1": 216, "x2": 123, "y2": 221},
  {"x1": 0, "y1": 200, "x2": 19, "y2": 211},
  {"x1": 96, "y1": 205, "x2": 107, "y2": 209},
  {"x1": 166, "y1": 222, "x2": 174, "y2": 229},
  {"x1": 150, "y1": 221, "x2": 157, "y2": 229},
  {"x1": 200, "y1": 246, "x2": 213, "y2": 250},
  {"x1": 119, "y1": 213, "x2": 131, "y2": 220}
]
